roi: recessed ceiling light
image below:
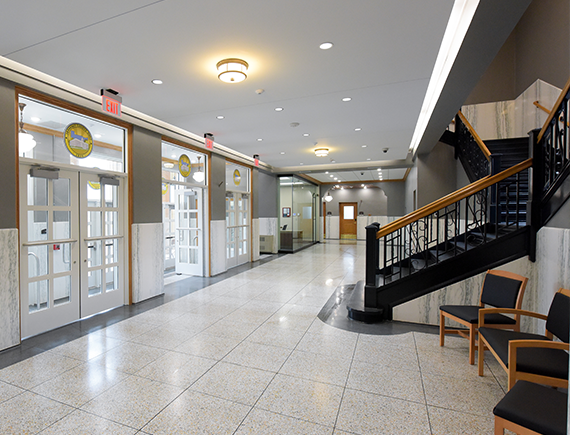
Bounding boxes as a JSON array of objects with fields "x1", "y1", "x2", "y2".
[
  {"x1": 94, "y1": 134, "x2": 102, "y2": 139},
  {"x1": 303, "y1": 133, "x2": 310, "y2": 137},
  {"x1": 367, "y1": 158, "x2": 371, "y2": 161},
  {"x1": 331, "y1": 160, "x2": 336, "y2": 163},
  {"x1": 275, "y1": 107, "x2": 284, "y2": 112},
  {"x1": 377, "y1": 168, "x2": 382, "y2": 171},
  {"x1": 257, "y1": 138, "x2": 263, "y2": 141},
  {"x1": 280, "y1": 151, "x2": 285, "y2": 154},
  {"x1": 363, "y1": 186, "x2": 367, "y2": 189},
  {"x1": 329, "y1": 175, "x2": 334, "y2": 178},
  {"x1": 342, "y1": 97, "x2": 352, "y2": 102},
  {"x1": 325, "y1": 171, "x2": 329, "y2": 174},
  {"x1": 355, "y1": 128, "x2": 362, "y2": 131},
  {"x1": 216, "y1": 115, "x2": 224, "y2": 119},
  {"x1": 31, "y1": 116, "x2": 41, "y2": 123},
  {"x1": 171, "y1": 154, "x2": 177, "y2": 158},
  {"x1": 151, "y1": 79, "x2": 163, "y2": 85},
  {"x1": 300, "y1": 162, "x2": 304, "y2": 165},
  {"x1": 320, "y1": 42, "x2": 333, "y2": 50},
  {"x1": 361, "y1": 184, "x2": 365, "y2": 187},
  {"x1": 362, "y1": 145, "x2": 367, "y2": 148}
]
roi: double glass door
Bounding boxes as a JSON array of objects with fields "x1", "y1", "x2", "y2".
[
  {"x1": 226, "y1": 192, "x2": 250, "y2": 268},
  {"x1": 19, "y1": 165, "x2": 125, "y2": 338}
]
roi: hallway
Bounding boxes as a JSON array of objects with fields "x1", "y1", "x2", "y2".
[{"x1": 0, "y1": 241, "x2": 506, "y2": 434}]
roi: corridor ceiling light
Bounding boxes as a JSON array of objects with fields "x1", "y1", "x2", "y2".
[
  {"x1": 18, "y1": 103, "x2": 36, "y2": 153},
  {"x1": 163, "y1": 162, "x2": 175, "y2": 169},
  {"x1": 355, "y1": 128, "x2": 362, "y2": 131},
  {"x1": 314, "y1": 147, "x2": 329, "y2": 157},
  {"x1": 151, "y1": 79, "x2": 163, "y2": 85},
  {"x1": 275, "y1": 107, "x2": 284, "y2": 112},
  {"x1": 280, "y1": 151, "x2": 285, "y2": 154},
  {"x1": 320, "y1": 42, "x2": 333, "y2": 50},
  {"x1": 303, "y1": 133, "x2": 310, "y2": 137},
  {"x1": 257, "y1": 138, "x2": 263, "y2": 141},
  {"x1": 216, "y1": 115, "x2": 224, "y2": 119},
  {"x1": 342, "y1": 97, "x2": 352, "y2": 102},
  {"x1": 362, "y1": 145, "x2": 367, "y2": 148},
  {"x1": 193, "y1": 156, "x2": 205, "y2": 182},
  {"x1": 31, "y1": 116, "x2": 41, "y2": 123},
  {"x1": 217, "y1": 58, "x2": 249, "y2": 83},
  {"x1": 329, "y1": 174, "x2": 334, "y2": 178}
]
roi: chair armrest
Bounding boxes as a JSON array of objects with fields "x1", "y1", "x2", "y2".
[
  {"x1": 478, "y1": 308, "x2": 548, "y2": 327},
  {"x1": 508, "y1": 340, "x2": 569, "y2": 379}
]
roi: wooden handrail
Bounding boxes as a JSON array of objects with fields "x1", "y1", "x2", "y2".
[
  {"x1": 533, "y1": 100, "x2": 570, "y2": 128},
  {"x1": 377, "y1": 159, "x2": 533, "y2": 239},
  {"x1": 537, "y1": 76, "x2": 570, "y2": 142},
  {"x1": 457, "y1": 111, "x2": 492, "y2": 161}
]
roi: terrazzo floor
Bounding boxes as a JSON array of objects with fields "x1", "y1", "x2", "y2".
[{"x1": 0, "y1": 241, "x2": 511, "y2": 434}]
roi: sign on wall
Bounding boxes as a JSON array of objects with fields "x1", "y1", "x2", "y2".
[
  {"x1": 178, "y1": 154, "x2": 191, "y2": 177},
  {"x1": 64, "y1": 123, "x2": 93, "y2": 158}
]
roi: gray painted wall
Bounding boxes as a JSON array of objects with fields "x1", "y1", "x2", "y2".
[
  {"x1": 466, "y1": 0, "x2": 569, "y2": 104},
  {"x1": 546, "y1": 198, "x2": 570, "y2": 229},
  {"x1": 210, "y1": 154, "x2": 226, "y2": 221},
  {"x1": 258, "y1": 170, "x2": 278, "y2": 218},
  {"x1": 417, "y1": 142, "x2": 457, "y2": 208},
  {"x1": 404, "y1": 166, "x2": 418, "y2": 216},
  {"x1": 131, "y1": 126, "x2": 162, "y2": 224},
  {"x1": 0, "y1": 79, "x2": 17, "y2": 229},
  {"x1": 319, "y1": 182, "x2": 405, "y2": 217}
]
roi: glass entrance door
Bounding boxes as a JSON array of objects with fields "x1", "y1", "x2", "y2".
[
  {"x1": 19, "y1": 164, "x2": 125, "y2": 338},
  {"x1": 80, "y1": 173, "x2": 124, "y2": 318},
  {"x1": 226, "y1": 192, "x2": 250, "y2": 269},
  {"x1": 20, "y1": 166, "x2": 80, "y2": 338},
  {"x1": 175, "y1": 189, "x2": 203, "y2": 275}
]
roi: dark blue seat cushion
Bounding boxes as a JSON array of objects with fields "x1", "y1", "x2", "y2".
[
  {"x1": 545, "y1": 292, "x2": 570, "y2": 342},
  {"x1": 479, "y1": 327, "x2": 569, "y2": 379},
  {"x1": 480, "y1": 274, "x2": 523, "y2": 308},
  {"x1": 493, "y1": 380, "x2": 568, "y2": 435},
  {"x1": 440, "y1": 305, "x2": 516, "y2": 325}
]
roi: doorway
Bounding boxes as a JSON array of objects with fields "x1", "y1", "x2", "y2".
[
  {"x1": 226, "y1": 192, "x2": 250, "y2": 268},
  {"x1": 339, "y1": 202, "x2": 358, "y2": 239},
  {"x1": 19, "y1": 164, "x2": 126, "y2": 338}
]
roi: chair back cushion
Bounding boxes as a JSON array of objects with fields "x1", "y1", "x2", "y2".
[
  {"x1": 481, "y1": 274, "x2": 522, "y2": 308},
  {"x1": 546, "y1": 292, "x2": 570, "y2": 342}
]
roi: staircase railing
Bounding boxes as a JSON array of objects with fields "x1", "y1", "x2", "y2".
[
  {"x1": 530, "y1": 77, "x2": 570, "y2": 227},
  {"x1": 455, "y1": 111, "x2": 493, "y2": 181},
  {"x1": 364, "y1": 160, "x2": 532, "y2": 296}
]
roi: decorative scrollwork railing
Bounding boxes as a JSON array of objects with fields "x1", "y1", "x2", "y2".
[
  {"x1": 365, "y1": 160, "x2": 532, "y2": 288},
  {"x1": 535, "y1": 78, "x2": 570, "y2": 200},
  {"x1": 455, "y1": 111, "x2": 492, "y2": 181}
]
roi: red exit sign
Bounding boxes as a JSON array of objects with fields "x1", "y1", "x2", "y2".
[
  {"x1": 204, "y1": 133, "x2": 214, "y2": 150},
  {"x1": 102, "y1": 95, "x2": 121, "y2": 116}
]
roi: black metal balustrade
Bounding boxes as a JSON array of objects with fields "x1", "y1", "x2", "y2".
[
  {"x1": 365, "y1": 161, "x2": 531, "y2": 291},
  {"x1": 455, "y1": 111, "x2": 491, "y2": 182}
]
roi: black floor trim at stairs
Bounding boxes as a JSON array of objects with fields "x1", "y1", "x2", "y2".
[{"x1": 318, "y1": 284, "x2": 438, "y2": 336}]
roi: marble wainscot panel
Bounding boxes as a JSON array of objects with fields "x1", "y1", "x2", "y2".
[
  {"x1": 259, "y1": 218, "x2": 278, "y2": 253},
  {"x1": 0, "y1": 229, "x2": 20, "y2": 351},
  {"x1": 251, "y1": 219, "x2": 260, "y2": 262},
  {"x1": 461, "y1": 100, "x2": 515, "y2": 140},
  {"x1": 132, "y1": 223, "x2": 164, "y2": 303},
  {"x1": 325, "y1": 216, "x2": 339, "y2": 239},
  {"x1": 210, "y1": 220, "x2": 226, "y2": 276},
  {"x1": 514, "y1": 79, "x2": 561, "y2": 138},
  {"x1": 393, "y1": 226, "x2": 570, "y2": 335},
  {"x1": 356, "y1": 216, "x2": 401, "y2": 240}
]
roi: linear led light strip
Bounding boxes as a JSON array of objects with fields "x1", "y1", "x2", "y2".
[{"x1": 408, "y1": 0, "x2": 480, "y2": 156}]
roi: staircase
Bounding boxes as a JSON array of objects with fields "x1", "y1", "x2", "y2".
[{"x1": 348, "y1": 80, "x2": 570, "y2": 323}]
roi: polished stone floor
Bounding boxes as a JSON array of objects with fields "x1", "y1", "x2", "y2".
[{"x1": 0, "y1": 241, "x2": 509, "y2": 434}]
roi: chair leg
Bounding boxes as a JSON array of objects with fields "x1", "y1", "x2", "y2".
[
  {"x1": 439, "y1": 311, "x2": 445, "y2": 346},
  {"x1": 469, "y1": 324, "x2": 476, "y2": 365},
  {"x1": 494, "y1": 417, "x2": 505, "y2": 435},
  {"x1": 478, "y1": 335, "x2": 485, "y2": 376}
]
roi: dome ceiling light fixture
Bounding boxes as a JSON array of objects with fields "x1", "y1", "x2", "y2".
[
  {"x1": 18, "y1": 103, "x2": 36, "y2": 153},
  {"x1": 314, "y1": 147, "x2": 329, "y2": 157},
  {"x1": 193, "y1": 156, "x2": 205, "y2": 182},
  {"x1": 217, "y1": 58, "x2": 249, "y2": 83}
]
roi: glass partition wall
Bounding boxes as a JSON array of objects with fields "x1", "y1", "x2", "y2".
[{"x1": 278, "y1": 176, "x2": 318, "y2": 252}]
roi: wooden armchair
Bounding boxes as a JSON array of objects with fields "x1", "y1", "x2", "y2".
[
  {"x1": 478, "y1": 288, "x2": 570, "y2": 390},
  {"x1": 493, "y1": 380, "x2": 567, "y2": 435},
  {"x1": 439, "y1": 270, "x2": 528, "y2": 364}
]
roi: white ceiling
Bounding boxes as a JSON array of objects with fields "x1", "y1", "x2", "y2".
[{"x1": 1, "y1": 0, "x2": 456, "y2": 182}]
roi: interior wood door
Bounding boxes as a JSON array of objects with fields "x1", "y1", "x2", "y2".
[{"x1": 339, "y1": 202, "x2": 357, "y2": 239}]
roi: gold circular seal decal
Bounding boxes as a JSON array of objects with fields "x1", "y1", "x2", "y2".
[
  {"x1": 88, "y1": 181, "x2": 101, "y2": 190},
  {"x1": 179, "y1": 154, "x2": 191, "y2": 177},
  {"x1": 64, "y1": 123, "x2": 93, "y2": 158},
  {"x1": 233, "y1": 169, "x2": 241, "y2": 186},
  {"x1": 162, "y1": 182, "x2": 169, "y2": 195}
]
